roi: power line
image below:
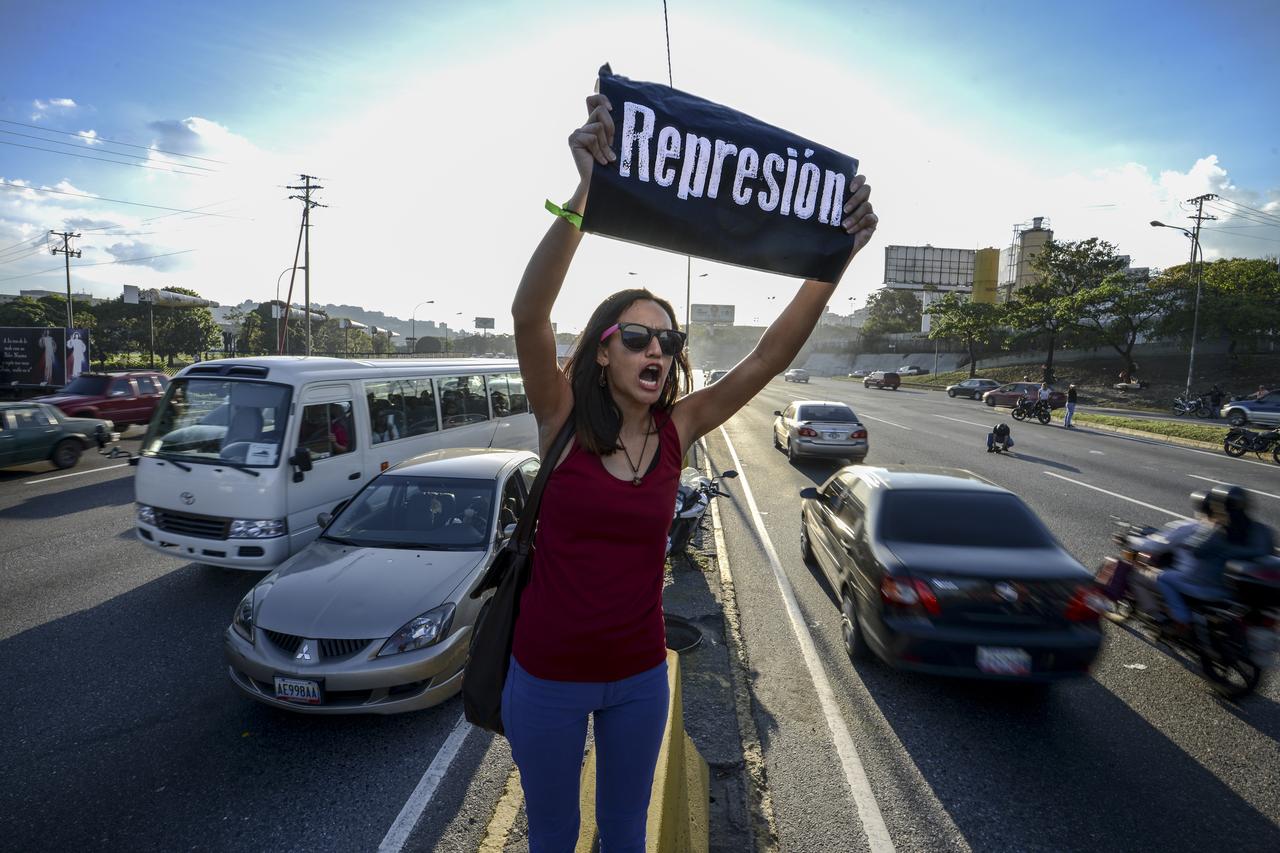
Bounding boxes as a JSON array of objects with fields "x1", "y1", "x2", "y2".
[
  {"x1": 1213, "y1": 195, "x2": 1280, "y2": 225},
  {"x1": 0, "y1": 117, "x2": 227, "y2": 165},
  {"x1": 1200, "y1": 228, "x2": 1280, "y2": 245},
  {"x1": 0, "y1": 180, "x2": 248, "y2": 219},
  {"x1": 0, "y1": 248, "x2": 195, "y2": 283},
  {"x1": 0, "y1": 128, "x2": 219, "y2": 173},
  {"x1": 0, "y1": 138, "x2": 209, "y2": 177},
  {"x1": 1204, "y1": 202, "x2": 1280, "y2": 229}
]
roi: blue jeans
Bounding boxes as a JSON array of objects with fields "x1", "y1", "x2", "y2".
[
  {"x1": 502, "y1": 656, "x2": 669, "y2": 852},
  {"x1": 1157, "y1": 571, "x2": 1224, "y2": 623},
  {"x1": 1064, "y1": 402, "x2": 1076, "y2": 428}
]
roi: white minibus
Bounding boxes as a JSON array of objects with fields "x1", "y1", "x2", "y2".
[{"x1": 133, "y1": 356, "x2": 537, "y2": 569}]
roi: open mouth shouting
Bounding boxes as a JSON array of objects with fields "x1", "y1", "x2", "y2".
[{"x1": 639, "y1": 362, "x2": 664, "y2": 393}]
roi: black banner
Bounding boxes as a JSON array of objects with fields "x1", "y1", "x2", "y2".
[
  {"x1": 581, "y1": 65, "x2": 860, "y2": 283},
  {"x1": 0, "y1": 327, "x2": 88, "y2": 387}
]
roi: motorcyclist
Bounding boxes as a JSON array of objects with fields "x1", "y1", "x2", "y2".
[
  {"x1": 1136, "y1": 486, "x2": 1275, "y2": 632},
  {"x1": 986, "y1": 422, "x2": 1013, "y2": 453}
]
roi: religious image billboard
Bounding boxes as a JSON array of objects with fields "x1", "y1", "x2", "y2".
[
  {"x1": 0, "y1": 327, "x2": 91, "y2": 388},
  {"x1": 582, "y1": 64, "x2": 861, "y2": 283}
]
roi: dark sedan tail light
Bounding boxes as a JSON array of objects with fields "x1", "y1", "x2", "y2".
[
  {"x1": 1065, "y1": 585, "x2": 1110, "y2": 621},
  {"x1": 850, "y1": 429, "x2": 867, "y2": 439},
  {"x1": 798, "y1": 426, "x2": 818, "y2": 437},
  {"x1": 880, "y1": 577, "x2": 941, "y2": 617}
]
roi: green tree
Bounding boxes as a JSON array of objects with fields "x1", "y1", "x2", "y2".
[
  {"x1": 1007, "y1": 237, "x2": 1128, "y2": 370},
  {"x1": 0, "y1": 297, "x2": 50, "y2": 326},
  {"x1": 1152, "y1": 257, "x2": 1280, "y2": 353},
  {"x1": 87, "y1": 298, "x2": 144, "y2": 365},
  {"x1": 152, "y1": 286, "x2": 219, "y2": 366},
  {"x1": 1066, "y1": 272, "x2": 1178, "y2": 379},
  {"x1": 414, "y1": 336, "x2": 443, "y2": 354},
  {"x1": 926, "y1": 294, "x2": 1003, "y2": 377},
  {"x1": 862, "y1": 289, "x2": 922, "y2": 336}
]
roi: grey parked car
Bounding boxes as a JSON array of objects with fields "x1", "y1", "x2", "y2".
[
  {"x1": 946, "y1": 378, "x2": 1000, "y2": 399},
  {"x1": 1221, "y1": 390, "x2": 1280, "y2": 427},
  {"x1": 773, "y1": 401, "x2": 868, "y2": 464},
  {"x1": 224, "y1": 447, "x2": 539, "y2": 714}
]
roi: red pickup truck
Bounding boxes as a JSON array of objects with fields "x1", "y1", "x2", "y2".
[{"x1": 34, "y1": 371, "x2": 170, "y2": 428}]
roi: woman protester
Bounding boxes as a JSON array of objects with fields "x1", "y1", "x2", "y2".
[{"x1": 506, "y1": 91, "x2": 877, "y2": 851}]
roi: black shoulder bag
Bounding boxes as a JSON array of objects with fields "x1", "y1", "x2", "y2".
[{"x1": 462, "y1": 418, "x2": 575, "y2": 735}]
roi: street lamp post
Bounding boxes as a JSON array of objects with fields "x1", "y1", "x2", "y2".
[
  {"x1": 410, "y1": 300, "x2": 435, "y2": 354},
  {"x1": 274, "y1": 265, "x2": 302, "y2": 354},
  {"x1": 445, "y1": 312, "x2": 462, "y2": 353},
  {"x1": 1151, "y1": 220, "x2": 1204, "y2": 396}
]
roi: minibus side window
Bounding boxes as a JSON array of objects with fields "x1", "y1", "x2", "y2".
[
  {"x1": 439, "y1": 375, "x2": 490, "y2": 429},
  {"x1": 406, "y1": 378, "x2": 438, "y2": 435},
  {"x1": 299, "y1": 401, "x2": 356, "y2": 459}
]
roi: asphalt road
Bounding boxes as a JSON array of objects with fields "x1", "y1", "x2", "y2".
[
  {"x1": 1, "y1": 385, "x2": 1277, "y2": 852},
  {"x1": 702, "y1": 376, "x2": 1280, "y2": 852}
]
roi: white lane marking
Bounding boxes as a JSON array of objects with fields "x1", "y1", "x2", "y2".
[
  {"x1": 719, "y1": 426, "x2": 896, "y2": 853},
  {"x1": 1188, "y1": 474, "x2": 1280, "y2": 502},
  {"x1": 1042, "y1": 471, "x2": 1188, "y2": 520},
  {"x1": 1090, "y1": 450, "x2": 1105, "y2": 455},
  {"x1": 857, "y1": 413, "x2": 912, "y2": 431},
  {"x1": 24, "y1": 463, "x2": 129, "y2": 485},
  {"x1": 933, "y1": 414, "x2": 989, "y2": 428},
  {"x1": 379, "y1": 712, "x2": 471, "y2": 853}
]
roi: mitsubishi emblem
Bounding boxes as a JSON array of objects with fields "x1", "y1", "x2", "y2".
[
  {"x1": 296, "y1": 642, "x2": 313, "y2": 662},
  {"x1": 180, "y1": 491, "x2": 195, "y2": 505}
]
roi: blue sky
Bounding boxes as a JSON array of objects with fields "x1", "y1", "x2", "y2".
[{"x1": 2, "y1": 0, "x2": 1277, "y2": 332}]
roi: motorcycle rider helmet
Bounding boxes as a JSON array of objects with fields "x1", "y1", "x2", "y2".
[
  {"x1": 1189, "y1": 489, "x2": 1211, "y2": 517},
  {"x1": 1208, "y1": 484, "x2": 1248, "y2": 516}
]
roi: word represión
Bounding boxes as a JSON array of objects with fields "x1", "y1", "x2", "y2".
[{"x1": 617, "y1": 101, "x2": 850, "y2": 227}]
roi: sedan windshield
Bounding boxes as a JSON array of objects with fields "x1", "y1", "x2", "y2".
[
  {"x1": 879, "y1": 490, "x2": 1055, "y2": 549},
  {"x1": 325, "y1": 475, "x2": 495, "y2": 550},
  {"x1": 798, "y1": 405, "x2": 858, "y2": 422},
  {"x1": 143, "y1": 379, "x2": 291, "y2": 467}
]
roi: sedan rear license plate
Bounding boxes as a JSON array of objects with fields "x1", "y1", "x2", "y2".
[
  {"x1": 976, "y1": 646, "x2": 1031, "y2": 676},
  {"x1": 274, "y1": 676, "x2": 322, "y2": 705},
  {"x1": 824, "y1": 432, "x2": 843, "y2": 439}
]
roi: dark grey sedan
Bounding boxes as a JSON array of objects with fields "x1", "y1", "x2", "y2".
[
  {"x1": 800, "y1": 466, "x2": 1105, "y2": 681},
  {"x1": 224, "y1": 448, "x2": 539, "y2": 714},
  {"x1": 773, "y1": 401, "x2": 868, "y2": 464},
  {"x1": 946, "y1": 378, "x2": 1000, "y2": 399}
]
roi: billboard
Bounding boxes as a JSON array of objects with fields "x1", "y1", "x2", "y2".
[
  {"x1": 0, "y1": 327, "x2": 91, "y2": 387},
  {"x1": 883, "y1": 245, "x2": 975, "y2": 287},
  {"x1": 475, "y1": 317, "x2": 495, "y2": 330},
  {"x1": 690, "y1": 304, "x2": 735, "y2": 326}
]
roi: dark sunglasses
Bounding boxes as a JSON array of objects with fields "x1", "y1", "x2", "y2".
[{"x1": 600, "y1": 322, "x2": 687, "y2": 355}]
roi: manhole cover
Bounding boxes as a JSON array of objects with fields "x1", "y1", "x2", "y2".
[{"x1": 664, "y1": 613, "x2": 703, "y2": 654}]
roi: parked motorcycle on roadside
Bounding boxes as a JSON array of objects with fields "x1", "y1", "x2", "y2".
[
  {"x1": 667, "y1": 467, "x2": 737, "y2": 556},
  {"x1": 1096, "y1": 520, "x2": 1279, "y2": 698},
  {"x1": 1011, "y1": 397, "x2": 1052, "y2": 425},
  {"x1": 1172, "y1": 393, "x2": 1211, "y2": 418},
  {"x1": 1222, "y1": 427, "x2": 1280, "y2": 463}
]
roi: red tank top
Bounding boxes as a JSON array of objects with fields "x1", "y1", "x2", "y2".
[{"x1": 512, "y1": 409, "x2": 681, "y2": 682}]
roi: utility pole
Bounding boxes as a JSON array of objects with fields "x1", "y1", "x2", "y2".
[
  {"x1": 1183, "y1": 193, "x2": 1217, "y2": 395},
  {"x1": 50, "y1": 231, "x2": 82, "y2": 329},
  {"x1": 286, "y1": 175, "x2": 326, "y2": 356}
]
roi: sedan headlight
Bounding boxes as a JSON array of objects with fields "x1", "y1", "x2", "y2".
[
  {"x1": 232, "y1": 589, "x2": 255, "y2": 643},
  {"x1": 136, "y1": 504, "x2": 157, "y2": 525},
  {"x1": 228, "y1": 518, "x2": 288, "y2": 539},
  {"x1": 377, "y1": 604, "x2": 456, "y2": 657}
]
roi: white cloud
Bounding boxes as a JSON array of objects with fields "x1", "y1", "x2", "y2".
[
  {"x1": 31, "y1": 98, "x2": 78, "y2": 120},
  {"x1": 77, "y1": 130, "x2": 103, "y2": 147}
]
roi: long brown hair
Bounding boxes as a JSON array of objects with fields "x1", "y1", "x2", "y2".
[{"x1": 564, "y1": 288, "x2": 692, "y2": 456}]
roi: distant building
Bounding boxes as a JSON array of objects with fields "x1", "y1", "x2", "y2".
[
  {"x1": 997, "y1": 217, "x2": 1053, "y2": 302},
  {"x1": 0, "y1": 288, "x2": 105, "y2": 306},
  {"x1": 818, "y1": 310, "x2": 858, "y2": 328}
]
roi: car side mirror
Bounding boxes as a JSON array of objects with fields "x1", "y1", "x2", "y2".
[
  {"x1": 773, "y1": 410, "x2": 782, "y2": 417},
  {"x1": 317, "y1": 512, "x2": 333, "y2": 529},
  {"x1": 290, "y1": 448, "x2": 313, "y2": 471},
  {"x1": 799, "y1": 487, "x2": 819, "y2": 500}
]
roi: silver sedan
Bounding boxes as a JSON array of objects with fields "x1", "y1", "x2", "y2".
[
  {"x1": 224, "y1": 447, "x2": 539, "y2": 714},
  {"x1": 773, "y1": 400, "x2": 868, "y2": 464}
]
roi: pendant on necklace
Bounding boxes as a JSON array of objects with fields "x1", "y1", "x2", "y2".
[{"x1": 632, "y1": 475, "x2": 642, "y2": 486}]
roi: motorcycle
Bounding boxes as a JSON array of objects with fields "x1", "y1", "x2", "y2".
[
  {"x1": 1011, "y1": 397, "x2": 1052, "y2": 425},
  {"x1": 1222, "y1": 427, "x2": 1280, "y2": 463},
  {"x1": 1096, "y1": 520, "x2": 1279, "y2": 698},
  {"x1": 667, "y1": 467, "x2": 737, "y2": 556},
  {"x1": 1172, "y1": 393, "x2": 1211, "y2": 418}
]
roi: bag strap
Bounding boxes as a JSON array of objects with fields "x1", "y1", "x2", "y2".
[{"x1": 512, "y1": 416, "x2": 576, "y2": 555}]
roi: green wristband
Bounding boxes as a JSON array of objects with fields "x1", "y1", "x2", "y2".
[{"x1": 545, "y1": 199, "x2": 583, "y2": 229}]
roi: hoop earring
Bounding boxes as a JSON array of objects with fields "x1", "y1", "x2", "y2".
[{"x1": 598, "y1": 365, "x2": 607, "y2": 387}]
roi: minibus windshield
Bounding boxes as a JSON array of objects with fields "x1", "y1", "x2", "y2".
[{"x1": 143, "y1": 379, "x2": 292, "y2": 467}]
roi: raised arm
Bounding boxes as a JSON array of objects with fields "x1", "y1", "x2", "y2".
[
  {"x1": 672, "y1": 175, "x2": 877, "y2": 450},
  {"x1": 512, "y1": 94, "x2": 616, "y2": 444}
]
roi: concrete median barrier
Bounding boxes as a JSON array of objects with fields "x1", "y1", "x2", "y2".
[{"x1": 575, "y1": 649, "x2": 709, "y2": 852}]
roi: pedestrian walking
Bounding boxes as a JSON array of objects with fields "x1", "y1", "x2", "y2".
[
  {"x1": 1064, "y1": 383, "x2": 1078, "y2": 428},
  {"x1": 1208, "y1": 384, "x2": 1224, "y2": 419},
  {"x1": 505, "y1": 89, "x2": 878, "y2": 851}
]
